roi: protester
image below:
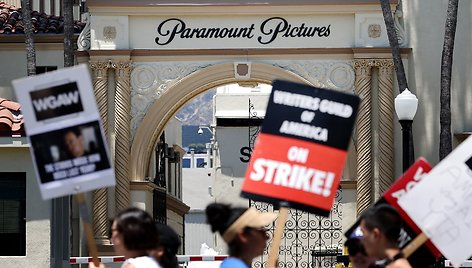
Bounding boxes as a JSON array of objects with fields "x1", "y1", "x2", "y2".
[
  {"x1": 152, "y1": 224, "x2": 181, "y2": 268},
  {"x1": 89, "y1": 207, "x2": 161, "y2": 268},
  {"x1": 205, "y1": 203, "x2": 277, "y2": 268},
  {"x1": 359, "y1": 204, "x2": 412, "y2": 268},
  {"x1": 344, "y1": 226, "x2": 376, "y2": 268}
]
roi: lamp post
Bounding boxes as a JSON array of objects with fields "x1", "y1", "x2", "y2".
[
  {"x1": 394, "y1": 88, "x2": 418, "y2": 172},
  {"x1": 197, "y1": 125, "x2": 216, "y2": 168}
]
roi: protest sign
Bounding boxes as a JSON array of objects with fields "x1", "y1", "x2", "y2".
[
  {"x1": 383, "y1": 158, "x2": 441, "y2": 258},
  {"x1": 344, "y1": 158, "x2": 440, "y2": 267},
  {"x1": 241, "y1": 79, "x2": 359, "y2": 216},
  {"x1": 398, "y1": 136, "x2": 472, "y2": 267},
  {"x1": 12, "y1": 64, "x2": 115, "y2": 200}
]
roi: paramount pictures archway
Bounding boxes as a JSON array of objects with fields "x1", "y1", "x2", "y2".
[
  {"x1": 131, "y1": 62, "x2": 308, "y2": 182},
  {"x1": 80, "y1": 52, "x2": 397, "y2": 263}
]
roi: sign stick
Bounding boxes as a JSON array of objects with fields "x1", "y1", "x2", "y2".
[
  {"x1": 76, "y1": 192, "x2": 100, "y2": 267},
  {"x1": 267, "y1": 206, "x2": 289, "y2": 268},
  {"x1": 402, "y1": 232, "x2": 429, "y2": 258}
]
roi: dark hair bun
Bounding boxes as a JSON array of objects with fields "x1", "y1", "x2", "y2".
[{"x1": 205, "y1": 203, "x2": 232, "y2": 233}]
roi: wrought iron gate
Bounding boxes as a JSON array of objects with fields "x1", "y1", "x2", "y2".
[
  {"x1": 248, "y1": 98, "x2": 343, "y2": 268},
  {"x1": 250, "y1": 191, "x2": 343, "y2": 268}
]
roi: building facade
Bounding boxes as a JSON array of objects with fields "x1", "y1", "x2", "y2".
[{"x1": 1, "y1": 0, "x2": 472, "y2": 266}]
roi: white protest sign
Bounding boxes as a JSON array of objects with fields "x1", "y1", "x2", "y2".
[
  {"x1": 12, "y1": 64, "x2": 115, "y2": 200},
  {"x1": 398, "y1": 135, "x2": 472, "y2": 267}
]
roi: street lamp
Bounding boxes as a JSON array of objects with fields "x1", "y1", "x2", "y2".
[
  {"x1": 197, "y1": 125, "x2": 216, "y2": 168},
  {"x1": 394, "y1": 88, "x2": 418, "y2": 172}
]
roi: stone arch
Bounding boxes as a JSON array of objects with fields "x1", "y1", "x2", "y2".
[{"x1": 130, "y1": 62, "x2": 309, "y2": 180}]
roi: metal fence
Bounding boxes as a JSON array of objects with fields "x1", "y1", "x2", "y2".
[{"x1": 250, "y1": 189, "x2": 343, "y2": 268}]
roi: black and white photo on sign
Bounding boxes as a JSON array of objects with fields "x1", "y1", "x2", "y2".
[
  {"x1": 30, "y1": 121, "x2": 110, "y2": 184},
  {"x1": 12, "y1": 64, "x2": 115, "y2": 200}
]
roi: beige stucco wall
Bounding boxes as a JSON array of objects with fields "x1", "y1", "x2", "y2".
[
  {"x1": 0, "y1": 142, "x2": 51, "y2": 267},
  {"x1": 0, "y1": 44, "x2": 65, "y2": 101},
  {"x1": 403, "y1": 0, "x2": 472, "y2": 167}
]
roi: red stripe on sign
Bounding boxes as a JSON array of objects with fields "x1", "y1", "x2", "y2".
[{"x1": 242, "y1": 133, "x2": 347, "y2": 212}]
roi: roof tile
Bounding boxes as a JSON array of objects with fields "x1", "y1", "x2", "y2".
[
  {"x1": 0, "y1": 98, "x2": 24, "y2": 135},
  {"x1": 0, "y1": 2, "x2": 85, "y2": 34}
]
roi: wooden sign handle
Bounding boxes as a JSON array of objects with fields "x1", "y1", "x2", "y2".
[
  {"x1": 402, "y1": 232, "x2": 429, "y2": 258},
  {"x1": 76, "y1": 192, "x2": 100, "y2": 267},
  {"x1": 267, "y1": 206, "x2": 289, "y2": 268}
]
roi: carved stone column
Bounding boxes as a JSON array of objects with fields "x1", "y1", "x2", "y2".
[
  {"x1": 90, "y1": 61, "x2": 110, "y2": 243},
  {"x1": 354, "y1": 60, "x2": 374, "y2": 216},
  {"x1": 375, "y1": 59, "x2": 395, "y2": 195},
  {"x1": 113, "y1": 61, "x2": 132, "y2": 212}
]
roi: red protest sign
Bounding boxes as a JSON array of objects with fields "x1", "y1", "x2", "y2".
[
  {"x1": 241, "y1": 80, "x2": 359, "y2": 216},
  {"x1": 383, "y1": 157, "x2": 442, "y2": 259}
]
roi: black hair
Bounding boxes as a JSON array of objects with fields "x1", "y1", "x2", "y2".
[
  {"x1": 156, "y1": 224, "x2": 180, "y2": 268},
  {"x1": 345, "y1": 238, "x2": 367, "y2": 257},
  {"x1": 205, "y1": 203, "x2": 246, "y2": 236},
  {"x1": 64, "y1": 127, "x2": 82, "y2": 138},
  {"x1": 361, "y1": 204, "x2": 402, "y2": 244},
  {"x1": 205, "y1": 203, "x2": 247, "y2": 256},
  {"x1": 114, "y1": 207, "x2": 159, "y2": 252}
]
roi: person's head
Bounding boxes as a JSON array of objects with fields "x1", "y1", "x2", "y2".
[
  {"x1": 205, "y1": 203, "x2": 277, "y2": 263},
  {"x1": 153, "y1": 224, "x2": 181, "y2": 268},
  {"x1": 63, "y1": 128, "x2": 85, "y2": 157},
  {"x1": 345, "y1": 227, "x2": 375, "y2": 268},
  {"x1": 111, "y1": 207, "x2": 159, "y2": 258},
  {"x1": 359, "y1": 204, "x2": 402, "y2": 259}
]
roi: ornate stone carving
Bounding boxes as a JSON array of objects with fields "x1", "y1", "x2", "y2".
[
  {"x1": 89, "y1": 60, "x2": 110, "y2": 242},
  {"x1": 77, "y1": 13, "x2": 91, "y2": 51},
  {"x1": 394, "y1": 2, "x2": 407, "y2": 47},
  {"x1": 272, "y1": 60, "x2": 355, "y2": 92},
  {"x1": 368, "y1": 24, "x2": 381, "y2": 38},
  {"x1": 130, "y1": 62, "x2": 210, "y2": 139},
  {"x1": 375, "y1": 59, "x2": 395, "y2": 195},
  {"x1": 103, "y1": 26, "x2": 117, "y2": 41},
  {"x1": 113, "y1": 61, "x2": 132, "y2": 212},
  {"x1": 90, "y1": 61, "x2": 110, "y2": 135},
  {"x1": 353, "y1": 59, "x2": 374, "y2": 216},
  {"x1": 327, "y1": 62, "x2": 356, "y2": 92}
]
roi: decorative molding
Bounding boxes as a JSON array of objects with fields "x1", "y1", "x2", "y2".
[
  {"x1": 368, "y1": 24, "x2": 381, "y2": 38},
  {"x1": 91, "y1": 16, "x2": 129, "y2": 50},
  {"x1": 394, "y1": 1, "x2": 407, "y2": 47},
  {"x1": 130, "y1": 180, "x2": 158, "y2": 192},
  {"x1": 130, "y1": 60, "x2": 355, "y2": 140},
  {"x1": 113, "y1": 61, "x2": 133, "y2": 212},
  {"x1": 355, "y1": 13, "x2": 389, "y2": 47},
  {"x1": 90, "y1": 61, "x2": 111, "y2": 136},
  {"x1": 130, "y1": 62, "x2": 308, "y2": 182},
  {"x1": 78, "y1": 13, "x2": 91, "y2": 51},
  {"x1": 92, "y1": 188, "x2": 109, "y2": 243},
  {"x1": 103, "y1": 26, "x2": 117, "y2": 41},
  {"x1": 130, "y1": 62, "x2": 212, "y2": 139},
  {"x1": 271, "y1": 60, "x2": 355, "y2": 92},
  {"x1": 167, "y1": 195, "x2": 190, "y2": 216},
  {"x1": 89, "y1": 60, "x2": 111, "y2": 244},
  {"x1": 353, "y1": 59, "x2": 374, "y2": 216},
  {"x1": 340, "y1": 180, "x2": 357, "y2": 190},
  {"x1": 375, "y1": 59, "x2": 395, "y2": 196}
]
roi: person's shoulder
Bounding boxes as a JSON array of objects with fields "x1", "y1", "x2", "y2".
[
  {"x1": 221, "y1": 257, "x2": 249, "y2": 268},
  {"x1": 123, "y1": 256, "x2": 162, "y2": 268},
  {"x1": 387, "y1": 258, "x2": 412, "y2": 268}
]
